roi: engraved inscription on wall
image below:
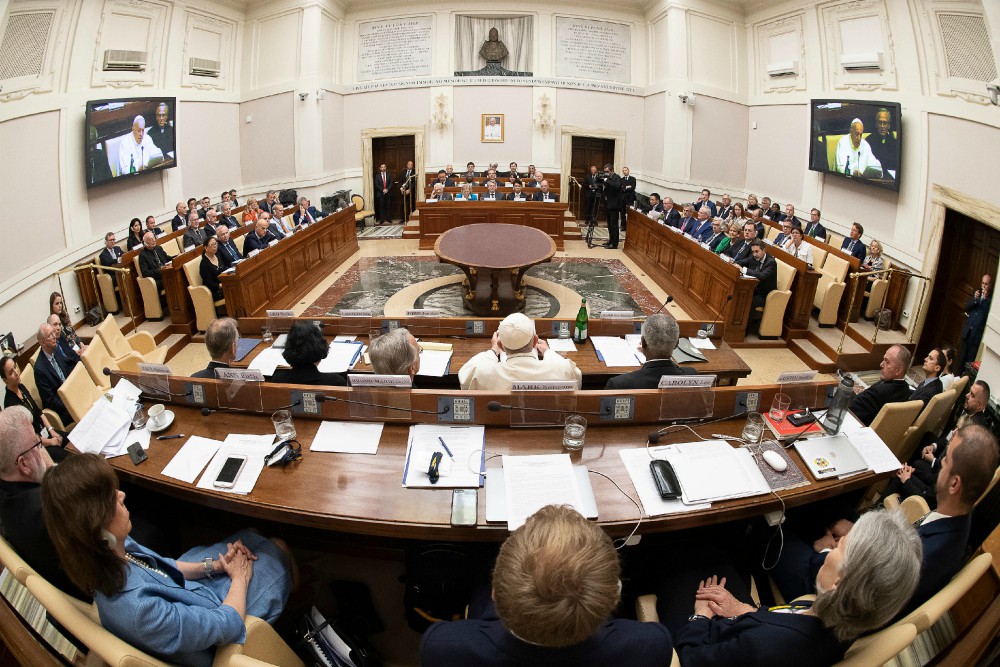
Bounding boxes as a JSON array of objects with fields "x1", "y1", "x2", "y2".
[
  {"x1": 555, "y1": 17, "x2": 631, "y2": 84},
  {"x1": 357, "y1": 17, "x2": 433, "y2": 81}
]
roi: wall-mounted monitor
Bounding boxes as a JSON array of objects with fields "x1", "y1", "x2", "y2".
[
  {"x1": 808, "y1": 99, "x2": 901, "y2": 192},
  {"x1": 85, "y1": 97, "x2": 177, "y2": 188}
]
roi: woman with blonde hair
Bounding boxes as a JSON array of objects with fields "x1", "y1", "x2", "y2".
[{"x1": 242, "y1": 197, "x2": 260, "y2": 224}]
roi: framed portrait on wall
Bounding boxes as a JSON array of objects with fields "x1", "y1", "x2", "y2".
[{"x1": 482, "y1": 114, "x2": 504, "y2": 143}]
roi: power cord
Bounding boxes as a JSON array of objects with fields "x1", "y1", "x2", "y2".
[{"x1": 588, "y1": 469, "x2": 643, "y2": 550}]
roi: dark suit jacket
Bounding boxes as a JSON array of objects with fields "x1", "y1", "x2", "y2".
[
  {"x1": 292, "y1": 207, "x2": 321, "y2": 226},
  {"x1": 849, "y1": 378, "x2": 912, "y2": 426},
  {"x1": 584, "y1": 173, "x2": 601, "y2": 199},
  {"x1": 192, "y1": 361, "x2": 229, "y2": 379},
  {"x1": 217, "y1": 240, "x2": 240, "y2": 267},
  {"x1": 602, "y1": 174, "x2": 623, "y2": 209},
  {"x1": 842, "y1": 238, "x2": 867, "y2": 262},
  {"x1": 374, "y1": 171, "x2": 394, "y2": 197},
  {"x1": 693, "y1": 200, "x2": 717, "y2": 217},
  {"x1": 259, "y1": 200, "x2": 277, "y2": 215},
  {"x1": 605, "y1": 359, "x2": 696, "y2": 389},
  {"x1": 138, "y1": 246, "x2": 173, "y2": 281},
  {"x1": 693, "y1": 220, "x2": 714, "y2": 242},
  {"x1": 910, "y1": 377, "x2": 943, "y2": 408},
  {"x1": 33, "y1": 350, "x2": 76, "y2": 424},
  {"x1": 754, "y1": 220, "x2": 765, "y2": 238},
  {"x1": 906, "y1": 514, "x2": 971, "y2": 614},
  {"x1": 244, "y1": 230, "x2": 277, "y2": 256},
  {"x1": 171, "y1": 214, "x2": 186, "y2": 231},
  {"x1": 621, "y1": 175, "x2": 637, "y2": 204},
  {"x1": 804, "y1": 221, "x2": 827, "y2": 240},
  {"x1": 963, "y1": 291, "x2": 992, "y2": 340},
  {"x1": 504, "y1": 192, "x2": 528, "y2": 201},
  {"x1": 717, "y1": 205, "x2": 733, "y2": 219},
  {"x1": 268, "y1": 366, "x2": 348, "y2": 387},
  {"x1": 738, "y1": 253, "x2": 778, "y2": 298},
  {"x1": 680, "y1": 217, "x2": 698, "y2": 235},
  {"x1": 420, "y1": 618, "x2": 673, "y2": 667},
  {"x1": 675, "y1": 608, "x2": 847, "y2": 667},
  {"x1": 200, "y1": 255, "x2": 224, "y2": 300},
  {"x1": 99, "y1": 246, "x2": 124, "y2": 266},
  {"x1": 664, "y1": 208, "x2": 681, "y2": 228},
  {"x1": 220, "y1": 215, "x2": 240, "y2": 229},
  {"x1": 532, "y1": 191, "x2": 557, "y2": 202},
  {"x1": 727, "y1": 240, "x2": 752, "y2": 263},
  {"x1": 706, "y1": 232, "x2": 726, "y2": 251}
]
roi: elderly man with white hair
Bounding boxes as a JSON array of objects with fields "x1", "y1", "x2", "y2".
[
  {"x1": 458, "y1": 313, "x2": 581, "y2": 391},
  {"x1": 117, "y1": 114, "x2": 162, "y2": 175},
  {"x1": 834, "y1": 118, "x2": 882, "y2": 178}
]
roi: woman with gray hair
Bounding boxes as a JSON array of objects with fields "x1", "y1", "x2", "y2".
[{"x1": 671, "y1": 510, "x2": 921, "y2": 666}]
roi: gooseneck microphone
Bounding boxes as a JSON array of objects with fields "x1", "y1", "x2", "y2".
[
  {"x1": 487, "y1": 401, "x2": 610, "y2": 417},
  {"x1": 201, "y1": 398, "x2": 302, "y2": 416},
  {"x1": 324, "y1": 394, "x2": 451, "y2": 416},
  {"x1": 651, "y1": 295, "x2": 674, "y2": 316},
  {"x1": 103, "y1": 368, "x2": 193, "y2": 398}
]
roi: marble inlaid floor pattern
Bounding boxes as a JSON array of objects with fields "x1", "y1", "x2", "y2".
[{"x1": 302, "y1": 256, "x2": 663, "y2": 318}]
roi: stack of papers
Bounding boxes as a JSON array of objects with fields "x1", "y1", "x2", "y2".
[
  {"x1": 196, "y1": 434, "x2": 275, "y2": 494},
  {"x1": 659, "y1": 440, "x2": 770, "y2": 504},
  {"x1": 311, "y1": 421, "x2": 384, "y2": 454},
  {"x1": 591, "y1": 336, "x2": 642, "y2": 367},
  {"x1": 69, "y1": 392, "x2": 134, "y2": 458},
  {"x1": 619, "y1": 448, "x2": 709, "y2": 517},
  {"x1": 248, "y1": 347, "x2": 287, "y2": 376},
  {"x1": 402, "y1": 425, "x2": 485, "y2": 488},
  {"x1": 417, "y1": 349, "x2": 452, "y2": 377},
  {"x1": 318, "y1": 341, "x2": 364, "y2": 374},
  {"x1": 547, "y1": 338, "x2": 577, "y2": 352},
  {"x1": 501, "y1": 454, "x2": 586, "y2": 530}
]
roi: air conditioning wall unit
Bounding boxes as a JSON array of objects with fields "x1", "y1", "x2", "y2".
[
  {"x1": 189, "y1": 57, "x2": 221, "y2": 77},
  {"x1": 103, "y1": 49, "x2": 147, "y2": 72},
  {"x1": 840, "y1": 52, "x2": 883, "y2": 71},
  {"x1": 766, "y1": 61, "x2": 798, "y2": 78}
]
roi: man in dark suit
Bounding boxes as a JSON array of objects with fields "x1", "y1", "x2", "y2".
[
  {"x1": 960, "y1": 274, "x2": 992, "y2": 369},
  {"x1": 137, "y1": 231, "x2": 173, "y2": 289},
  {"x1": 841, "y1": 222, "x2": 867, "y2": 261},
  {"x1": 192, "y1": 318, "x2": 237, "y2": 378},
  {"x1": 148, "y1": 102, "x2": 174, "y2": 154},
  {"x1": 605, "y1": 314, "x2": 696, "y2": 389},
  {"x1": 531, "y1": 180, "x2": 557, "y2": 202},
  {"x1": 430, "y1": 183, "x2": 453, "y2": 201},
  {"x1": 435, "y1": 170, "x2": 455, "y2": 188},
  {"x1": 505, "y1": 182, "x2": 527, "y2": 201},
  {"x1": 910, "y1": 348, "x2": 944, "y2": 408},
  {"x1": 244, "y1": 216, "x2": 279, "y2": 256},
  {"x1": 621, "y1": 166, "x2": 636, "y2": 228},
  {"x1": 726, "y1": 222, "x2": 757, "y2": 263},
  {"x1": 705, "y1": 219, "x2": 726, "y2": 251},
  {"x1": 170, "y1": 202, "x2": 188, "y2": 231},
  {"x1": 584, "y1": 165, "x2": 601, "y2": 223},
  {"x1": 144, "y1": 216, "x2": 164, "y2": 238},
  {"x1": 292, "y1": 197, "x2": 323, "y2": 227},
  {"x1": 182, "y1": 211, "x2": 208, "y2": 250},
  {"x1": 773, "y1": 220, "x2": 793, "y2": 247},
  {"x1": 691, "y1": 207, "x2": 714, "y2": 242},
  {"x1": 693, "y1": 188, "x2": 717, "y2": 217},
  {"x1": 716, "y1": 194, "x2": 734, "y2": 220},
  {"x1": 33, "y1": 322, "x2": 78, "y2": 425},
  {"x1": 259, "y1": 190, "x2": 279, "y2": 215},
  {"x1": 219, "y1": 202, "x2": 240, "y2": 229},
  {"x1": 420, "y1": 505, "x2": 672, "y2": 666},
  {"x1": 374, "y1": 163, "x2": 394, "y2": 224},
  {"x1": 215, "y1": 226, "x2": 240, "y2": 269},
  {"x1": 505, "y1": 162, "x2": 521, "y2": 180},
  {"x1": 750, "y1": 209, "x2": 766, "y2": 238},
  {"x1": 400, "y1": 160, "x2": 416, "y2": 219},
  {"x1": 678, "y1": 204, "x2": 697, "y2": 235},
  {"x1": 848, "y1": 344, "x2": 913, "y2": 426},
  {"x1": 782, "y1": 204, "x2": 801, "y2": 229},
  {"x1": 645, "y1": 192, "x2": 664, "y2": 216},
  {"x1": 197, "y1": 196, "x2": 212, "y2": 220},
  {"x1": 662, "y1": 197, "x2": 681, "y2": 227},
  {"x1": 804, "y1": 208, "x2": 827, "y2": 241},
  {"x1": 600, "y1": 164, "x2": 623, "y2": 249},
  {"x1": 99, "y1": 232, "x2": 124, "y2": 266},
  {"x1": 737, "y1": 240, "x2": 777, "y2": 332}
]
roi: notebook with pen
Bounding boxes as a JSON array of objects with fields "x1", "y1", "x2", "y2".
[{"x1": 402, "y1": 425, "x2": 485, "y2": 488}]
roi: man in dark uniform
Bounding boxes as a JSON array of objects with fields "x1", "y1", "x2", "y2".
[{"x1": 600, "y1": 164, "x2": 623, "y2": 250}]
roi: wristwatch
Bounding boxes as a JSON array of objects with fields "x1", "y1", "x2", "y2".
[
  {"x1": 688, "y1": 614, "x2": 710, "y2": 622},
  {"x1": 203, "y1": 557, "x2": 214, "y2": 579}
]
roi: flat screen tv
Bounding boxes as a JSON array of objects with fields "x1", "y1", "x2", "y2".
[
  {"x1": 85, "y1": 97, "x2": 177, "y2": 187},
  {"x1": 808, "y1": 99, "x2": 901, "y2": 192}
]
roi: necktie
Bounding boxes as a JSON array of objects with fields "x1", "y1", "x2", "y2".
[
  {"x1": 848, "y1": 240, "x2": 856, "y2": 252},
  {"x1": 51, "y1": 354, "x2": 65, "y2": 382}
]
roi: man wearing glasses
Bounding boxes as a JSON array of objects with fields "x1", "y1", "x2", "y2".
[{"x1": 33, "y1": 322, "x2": 78, "y2": 426}]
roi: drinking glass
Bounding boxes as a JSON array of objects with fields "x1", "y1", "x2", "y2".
[
  {"x1": 741, "y1": 411, "x2": 764, "y2": 445},
  {"x1": 271, "y1": 410, "x2": 297, "y2": 442},
  {"x1": 563, "y1": 415, "x2": 587, "y2": 451},
  {"x1": 261, "y1": 325, "x2": 273, "y2": 344},
  {"x1": 131, "y1": 403, "x2": 147, "y2": 430},
  {"x1": 770, "y1": 393, "x2": 791, "y2": 423}
]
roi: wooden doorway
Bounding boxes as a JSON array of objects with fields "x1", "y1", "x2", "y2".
[
  {"x1": 372, "y1": 135, "x2": 415, "y2": 222},
  {"x1": 571, "y1": 137, "x2": 615, "y2": 220},
  {"x1": 918, "y1": 208, "x2": 1000, "y2": 355}
]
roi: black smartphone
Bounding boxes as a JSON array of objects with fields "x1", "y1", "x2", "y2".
[
  {"x1": 213, "y1": 455, "x2": 247, "y2": 488},
  {"x1": 126, "y1": 442, "x2": 147, "y2": 465}
]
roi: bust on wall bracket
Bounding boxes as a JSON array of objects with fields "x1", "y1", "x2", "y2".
[{"x1": 455, "y1": 28, "x2": 532, "y2": 77}]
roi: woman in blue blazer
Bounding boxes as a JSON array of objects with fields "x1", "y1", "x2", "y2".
[{"x1": 42, "y1": 454, "x2": 293, "y2": 667}]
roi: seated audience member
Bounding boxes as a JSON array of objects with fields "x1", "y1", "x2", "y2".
[
  {"x1": 186, "y1": 197, "x2": 198, "y2": 219},
  {"x1": 691, "y1": 207, "x2": 713, "y2": 242},
  {"x1": 526, "y1": 164, "x2": 536, "y2": 179},
  {"x1": 268, "y1": 321, "x2": 347, "y2": 386},
  {"x1": 219, "y1": 202, "x2": 240, "y2": 229},
  {"x1": 506, "y1": 162, "x2": 520, "y2": 179},
  {"x1": 482, "y1": 181, "x2": 500, "y2": 201},
  {"x1": 888, "y1": 383, "x2": 990, "y2": 508},
  {"x1": 910, "y1": 348, "x2": 944, "y2": 407},
  {"x1": 484, "y1": 169, "x2": 501, "y2": 186},
  {"x1": 420, "y1": 505, "x2": 672, "y2": 666},
  {"x1": 504, "y1": 181, "x2": 526, "y2": 201},
  {"x1": 182, "y1": 211, "x2": 207, "y2": 250},
  {"x1": 714, "y1": 222, "x2": 741, "y2": 256},
  {"x1": 678, "y1": 204, "x2": 697, "y2": 234},
  {"x1": 862, "y1": 238, "x2": 885, "y2": 274},
  {"x1": 199, "y1": 237, "x2": 226, "y2": 302},
  {"x1": 242, "y1": 197, "x2": 261, "y2": 224},
  {"x1": 244, "y1": 217, "x2": 280, "y2": 256},
  {"x1": 783, "y1": 204, "x2": 800, "y2": 227},
  {"x1": 368, "y1": 327, "x2": 421, "y2": 381},
  {"x1": 46, "y1": 313, "x2": 83, "y2": 382},
  {"x1": 532, "y1": 180, "x2": 557, "y2": 202},
  {"x1": 666, "y1": 510, "x2": 920, "y2": 667},
  {"x1": 293, "y1": 197, "x2": 322, "y2": 226},
  {"x1": 804, "y1": 208, "x2": 827, "y2": 241},
  {"x1": 203, "y1": 209, "x2": 221, "y2": 238},
  {"x1": 197, "y1": 195, "x2": 212, "y2": 219},
  {"x1": 728, "y1": 201, "x2": 746, "y2": 222},
  {"x1": 50, "y1": 292, "x2": 87, "y2": 354},
  {"x1": 462, "y1": 162, "x2": 477, "y2": 182},
  {"x1": 726, "y1": 222, "x2": 756, "y2": 262},
  {"x1": 229, "y1": 189, "x2": 239, "y2": 207},
  {"x1": 436, "y1": 170, "x2": 455, "y2": 188},
  {"x1": 605, "y1": 314, "x2": 695, "y2": 389},
  {"x1": 458, "y1": 313, "x2": 581, "y2": 390},
  {"x1": 42, "y1": 454, "x2": 293, "y2": 667},
  {"x1": 192, "y1": 318, "x2": 238, "y2": 379},
  {"x1": 445, "y1": 164, "x2": 456, "y2": 178},
  {"x1": 783, "y1": 226, "x2": 814, "y2": 265},
  {"x1": 259, "y1": 190, "x2": 278, "y2": 215},
  {"x1": 217, "y1": 191, "x2": 231, "y2": 211},
  {"x1": 746, "y1": 194, "x2": 760, "y2": 211},
  {"x1": 737, "y1": 240, "x2": 777, "y2": 332},
  {"x1": 705, "y1": 218, "x2": 726, "y2": 251},
  {"x1": 99, "y1": 232, "x2": 124, "y2": 267},
  {"x1": 773, "y1": 219, "x2": 793, "y2": 247},
  {"x1": 693, "y1": 188, "x2": 717, "y2": 217},
  {"x1": 938, "y1": 345, "x2": 958, "y2": 390},
  {"x1": 2, "y1": 358, "x2": 66, "y2": 459},
  {"x1": 842, "y1": 222, "x2": 867, "y2": 261},
  {"x1": 848, "y1": 344, "x2": 912, "y2": 426},
  {"x1": 766, "y1": 201, "x2": 784, "y2": 221},
  {"x1": 749, "y1": 208, "x2": 766, "y2": 238},
  {"x1": 717, "y1": 194, "x2": 734, "y2": 220},
  {"x1": 269, "y1": 204, "x2": 293, "y2": 236},
  {"x1": 646, "y1": 192, "x2": 664, "y2": 215},
  {"x1": 126, "y1": 218, "x2": 145, "y2": 250},
  {"x1": 215, "y1": 225, "x2": 240, "y2": 268},
  {"x1": 527, "y1": 170, "x2": 544, "y2": 188},
  {"x1": 457, "y1": 182, "x2": 477, "y2": 201},
  {"x1": 430, "y1": 182, "x2": 452, "y2": 201},
  {"x1": 145, "y1": 215, "x2": 164, "y2": 238},
  {"x1": 171, "y1": 202, "x2": 188, "y2": 231},
  {"x1": 661, "y1": 197, "x2": 681, "y2": 227},
  {"x1": 33, "y1": 322, "x2": 78, "y2": 425}
]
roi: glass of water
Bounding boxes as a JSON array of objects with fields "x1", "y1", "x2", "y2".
[
  {"x1": 271, "y1": 410, "x2": 297, "y2": 442},
  {"x1": 741, "y1": 411, "x2": 764, "y2": 445},
  {"x1": 563, "y1": 415, "x2": 587, "y2": 451},
  {"x1": 261, "y1": 325, "x2": 273, "y2": 344},
  {"x1": 131, "y1": 402, "x2": 147, "y2": 430},
  {"x1": 770, "y1": 393, "x2": 791, "y2": 423}
]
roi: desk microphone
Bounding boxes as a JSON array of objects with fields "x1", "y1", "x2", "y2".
[
  {"x1": 487, "y1": 401, "x2": 610, "y2": 417},
  {"x1": 103, "y1": 368, "x2": 192, "y2": 398},
  {"x1": 323, "y1": 394, "x2": 451, "y2": 416},
  {"x1": 201, "y1": 398, "x2": 301, "y2": 416},
  {"x1": 651, "y1": 295, "x2": 674, "y2": 316}
]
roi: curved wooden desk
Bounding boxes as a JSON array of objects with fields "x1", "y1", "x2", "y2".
[
  {"x1": 415, "y1": 201, "x2": 569, "y2": 250},
  {"x1": 435, "y1": 224, "x2": 556, "y2": 316}
]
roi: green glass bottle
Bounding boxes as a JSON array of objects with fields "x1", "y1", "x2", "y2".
[
  {"x1": 574, "y1": 298, "x2": 588, "y2": 343},
  {"x1": 129, "y1": 154, "x2": 136, "y2": 174}
]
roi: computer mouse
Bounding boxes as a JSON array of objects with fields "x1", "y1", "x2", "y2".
[{"x1": 762, "y1": 450, "x2": 788, "y2": 472}]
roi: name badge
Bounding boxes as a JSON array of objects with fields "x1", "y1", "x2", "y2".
[
  {"x1": 266, "y1": 310, "x2": 295, "y2": 317},
  {"x1": 777, "y1": 371, "x2": 818, "y2": 384},
  {"x1": 658, "y1": 375, "x2": 716, "y2": 389},
  {"x1": 406, "y1": 309, "x2": 441, "y2": 318},
  {"x1": 268, "y1": 239, "x2": 280, "y2": 247},
  {"x1": 348, "y1": 374, "x2": 412, "y2": 388},
  {"x1": 137, "y1": 363, "x2": 171, "y2": 375},
  {"x1": 215, "y1": 369, "x2": 264, "y2": 382},
  {"x1": 600, "y1": 310, "x2": 634, "y2": 320},
  {"x1": 511, "y1": 381, "x2": 577, "y2": 391},
  {"x1": 340, "y1": 309, "x2": 373, "y2": 317}
]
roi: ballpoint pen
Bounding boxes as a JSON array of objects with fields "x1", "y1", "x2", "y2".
[
  {"x1": 157, "y1": 434, "x2": 185, "y2": 440},
  {"x1": 437, "y1": 436, "x2": 455, "y2": 460}
]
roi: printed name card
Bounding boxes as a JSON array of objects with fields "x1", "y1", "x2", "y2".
[
  {"x1": 511, "y1": 381, "x2": 577, "y2": 391},
  {"x1": 340, "y1": 309, "x2": 373, "y2": 317},
  {"x1": 600, "y1": 311, "x2": 635, "y2": 320},
  {"x1": 406, "y1": 309, "x2": 441, "y2": 317},
  {"x1": 268, "y1": 239, "x2": 280, "y2": 247},
  {"x1": 137, "y1": 363, "x2": 171, "y2": 376},
  {"x1": 215, "y1": 369, "x2": 264, "y2": 382},
  {"x1": 658, "y1": 375, "x2": 717, "y2": 389},
  {"x1": 266, "y1": 310, "x2": 295, "y2": 317},
  {"x1": 348, "y1": 374, "x2": 412, "y2": 388},
  {"x1": 777, "y1": 371, "x2": 818, "y2": 384}
]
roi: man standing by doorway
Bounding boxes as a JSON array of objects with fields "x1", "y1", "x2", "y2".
[
  {"x1": 600, "y1": 164, "x2": 623, "y2": 250},
  {"x1": 399, "y1": 160, "x2": 416, "y2": 221},
  {"x1": 374, "y1": 163, "x2": 394, "y2": 225},
  {"x1": 960, "y1": 274, "x2": 992, "y2": 370}
]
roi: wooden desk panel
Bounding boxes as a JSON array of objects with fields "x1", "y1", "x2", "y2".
[
  {"x1": 624, "y1": 210, "x2": 756, "y2": 343},
  {"x1": 416, "y1": 201, "x2": 568, "y2": 250},
  {"x1": 220, "y1": 208, "x2": 358, "y2": 319}
]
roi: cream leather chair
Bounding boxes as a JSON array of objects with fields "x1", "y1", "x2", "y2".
[
  {"x1": 57, "y1": 364, "x2": 104, "y2": 423},
  {"x1": 80, "y1": 335, "x2": 116, "y2": 391},
  {"x1": 895, "y1": 389, "x2": 957, "y2": 463},
  {"x1": 896, "y1": 553, "x2": 992, "y2": 634},
  {"x1": 92, "y1": 256, "x2": 121, "y2": 316},
  {"x1": 764, "y1": 225, "x2": 780, "y2": 243},
  {"x1": 20, "y1": 362, "x2": 66, "y2": 432},
  {"x1": 352, "y1": 194, "x2": 375, "y2": 225},
  {"x1": 0, "y1": 534, "x2": 37, "y2": 585},
  {"x1": 827, "y1": 231, "x2": 845, "y2": 250},
  {"x1": 757, "y1": 259, "x2": 795, "y2": 338},
  {"x1": 133, "y1": 255, "x2": 165, "y2": 320},
  {"x1": 810, "y1": 245, "x2": 828, "y2": 270},
  {"x1": 95, "y1": 314, "x2": 167, "y2": 370},
  {"x1": 813, "y1": 254, "x2": 850, "y2": 326},
  {"x1": 183, "y1": 256, "x2": 225, "y2": 333},
  {"x1": 864, "y1": 260, "x2": 891, "y2": 320},
  {"x1": 234, "y1": 233, "x2": 247, "y2": 256},
  {"x1": 882, "y1": 493, "x2": 931, "y2": 524},
  {"x1": 869, "y1": 399, "x2": 925, "y2": 460}
]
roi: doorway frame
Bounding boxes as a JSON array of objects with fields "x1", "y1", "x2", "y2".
[
  {"x1": 361, "y1": 127, "x2": 425, "y2": 215},
  {"x1": 559, "y1": 126, "x2": 625, "y2": 204}
]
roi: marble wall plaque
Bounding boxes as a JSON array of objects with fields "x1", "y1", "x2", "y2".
[
  {"x1": 555, "y1": 17, "x2": 631, "y2": 83},
  {"x1": 357, "y1": 16, "x2": 433, "y2": 81}
]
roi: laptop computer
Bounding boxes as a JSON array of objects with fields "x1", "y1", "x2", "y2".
[{"x1": 793, "y1": 434, "x2": 868, "y2": 480}]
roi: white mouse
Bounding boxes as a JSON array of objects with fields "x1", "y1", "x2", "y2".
[{"x1": 762, "y1": 450, "x2": 788, "y2": 472}]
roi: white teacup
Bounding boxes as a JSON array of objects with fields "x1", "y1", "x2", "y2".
[{"x1": 148, "y1": 403, "x2": 167, "y2": 428}]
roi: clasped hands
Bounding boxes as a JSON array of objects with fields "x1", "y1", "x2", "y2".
[
  {"x1": 692, "y1": 576, "x2": 757, "y2": 619},
  {"x1": 217, "y1": 538, "x2": 257, "y2": 581}
]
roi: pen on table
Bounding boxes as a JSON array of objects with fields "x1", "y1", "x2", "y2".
[
  {"x1": 157, "y1": 434, "x2": 185, "y2": 440},
  {"x1": 437, "y1": 436, "x2": 455, "y2": 460}
]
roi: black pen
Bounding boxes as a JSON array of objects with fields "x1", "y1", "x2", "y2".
[{"x1": 157, "y1": 434, "x2": 185, "y2": 440}]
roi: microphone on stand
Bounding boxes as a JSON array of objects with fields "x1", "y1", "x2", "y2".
[
  {"x1": 650, "y1": 295, "x2": 674, "y2": 316},
  {"x1": 103, "y1": 368, "x2": 192, "y2": 398},
  {"x1": 201, "y1": 398, "x2": 302, "y2": 416},
  {"x1": 324, "y1": 394, "x2": 451, "y2": 416},
  {"x1": 487, "y1": 401, "x2": 610, "y2": 417}
]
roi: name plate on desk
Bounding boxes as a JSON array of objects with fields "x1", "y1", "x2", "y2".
[
  {"x1": 658, "y1": 375, "x2": 716, "y2": 389},
  {"x1": 216, "y1": 369, "x2": 264, "y2": 382},
  {"x1": 268, "y1": 239, "x2": 280, "y2": 247},
  {"x1": 137, "y1": 363, "x2": 170, "y2": 375},
  {"x1": 777, "y1": 371, "x2": 818, "y2": 384},
  {"x1": 266, "y1": 309, "x2": 295, "y2": 317},
  {"x1": 600, "y1": 310, "x2": 634, "y2": 320},
  {"x1": 349, "y1": 374, "x2": 412, "y2": 388},
  {"x1": 340, "y1": 309, "x2": 373, "y2": 317},
  {"x1": 406, "y1": 308, "x2": 442, "y2": 318},
  {"x1": 512, "y1": 381, "x2": 577, "y2": 391}
]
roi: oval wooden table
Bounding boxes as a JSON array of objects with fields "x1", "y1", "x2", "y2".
[{"x1": 435, "y1": 223, "x2": 557, "y2": 316}]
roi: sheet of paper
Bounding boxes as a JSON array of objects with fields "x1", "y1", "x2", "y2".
[
  {"x1": 547, "y1": 339, "x2": 578, "y2": 352},
  {"x1": 619, "y1": 447, "x2": 710, "y2": 516},
  {"x1": 625, "y1": 334, "x2": 646, "y2": 363},
  {"x1": 333, "y1": 335, "x2": 357, "y2": 342},
  {"x1": 311, "y1": 421, "x2": 384, "y2": 454},
  {"x1": 402, "y1": 425, "x2": 485, "y2": 488},
  {"x1": 847, "y1": 427, "x2": 901, "y2": 474},
  {"x1": 666, "y1": 441, "x2": 770, "y2": 504},
  {"x1": 161, "y1": 436, "x2": 223, "y2": 483},
  {"x1": 248, "y1": 347, "x2": 287, "y2": 377},
  {"x1": 68, "y1": 399, "x2": 131, "y2": 456},
  {"x1": 591, "y1": 336, "x2": 641, "y2": 367},
  {"x1": 109, "y1": 378, "x2": 142, "y2": 415},
  {"x1": 103, "y1": 426, "x2": 152, "y2": 458},
  {"x1": 416, "y1": 349, "x2": 452, "y2": 377},
  {"x1": 688, "y1": 336, "x2": 716, "y2": 350},
  {"x1": 224, "y1": 433, "x2": 277, "y2": 447},
  {"x1": 318, "y1": 342, "x2": 364, "y2": 373},
  {"x1": 502, "y1": 454, "x2": 584, "y2": 530},
  {"x1": 197, "y1": 440, "x2": 273, "y2": 495}
]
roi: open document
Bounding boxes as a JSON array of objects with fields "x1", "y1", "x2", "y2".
[
  {"x1": 500, "y1": 454, "x2": 587, "y2": 530},
  {"x1": 402, "y1": 425, "x2": 485, "y2": 488},
  {"x1": 662, "y1": 440, "x2": 770, "y2": 505}
]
